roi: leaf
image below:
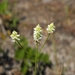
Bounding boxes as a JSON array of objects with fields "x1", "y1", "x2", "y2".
[
  {"x1": 10, "y1": 15, "x2": 19, "y2": 28},
  {"x1": 39, "y1": 53, "x2": 49, "y2": 63},
  {"x1": 20, "y1": 37, "x2": 28, "y2": 48},
  {"x1": 0, "y1": 47, "x2": 3, "y2": 52},
  {"x1": 21, "y1": 60, "x2": 32, "y2": 74},
  {"x1": 24, "y1": 60, "x2": 32, "y2": 67},
  {"x1": 0, "y1": 0, "x2": 8, "y2": 14},
  {"x1": 21, "y1": 64, "x2": 28, "y2": 75},
  {"x1": 15, "y1": 49, "x2": 25, "y2": 60}
]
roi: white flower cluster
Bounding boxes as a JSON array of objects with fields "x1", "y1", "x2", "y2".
[
  {"x1": 33, "y1": 24, "x2": 42, "y2": 42},
  {"x1": 10, "y1": 30, "x2": 20, "y2": 42},
  {"x1": 10, "y1": 22, "x2": 55, "y2": 43},
  {"x1": 46, "y1": 22, "x2": 55, "y2": 34}
]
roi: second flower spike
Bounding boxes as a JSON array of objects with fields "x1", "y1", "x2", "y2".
[
  {"x1": 33, "y1": 24, "x2": 42, "y2": 43},
  {"x1": 46, "y1": 22, "x2": 55, "y2": 34}
]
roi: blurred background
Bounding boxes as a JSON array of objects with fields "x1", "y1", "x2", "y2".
[{"x1": 0, "y1": 0, "x2": 75, "y2": 75}]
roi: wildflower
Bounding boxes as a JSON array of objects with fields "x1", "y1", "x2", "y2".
[
  {"x1": 33, "y1": 24, "x2": 42, "y2": 42},
  {"x1": 10, "y1": 30, "x2": 20, "y2": 42},
  {"x1": 46, "y1": 22, "x2": 55, "y2": 34}
]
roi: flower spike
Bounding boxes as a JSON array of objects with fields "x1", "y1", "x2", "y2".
[
  {"x1": 33, "y1": 24, "x2": 42, "y2": 43},
  {"x1": 46, "y1": 22, "x2": 55, "y2": 34},
  {"x1": 10, "y1": 30, "x2": 20, "y2": 42}
]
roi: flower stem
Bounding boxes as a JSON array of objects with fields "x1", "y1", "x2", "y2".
[
  {"x1": 51, "y1": 35, "x2": 58, "y2": 65},
  {"x1": 34, "y1": 44, "x2": 38, "y2": 75},
  {"x1": 39, "y1": 34, "x2": 50, "y2": 53},
  {"x1": 15, "y1": 39, "x2": 32, "y2": 58},
  {"x1": 35, "y1": 34, "x2": 50, "y2": 71},
  {"x1": 16, "y1": 39, "x2": 23, "y2": 48},
  {"x1": 34, "y1": 34, "x2": 50, "y2": 75}
]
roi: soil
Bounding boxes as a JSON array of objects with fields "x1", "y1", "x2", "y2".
[{"x1": 0, "y1": 0, "x2": 75, "y2": 75}]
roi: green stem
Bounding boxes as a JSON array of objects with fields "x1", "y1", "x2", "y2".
[
  {"x1": 34, "y1": 34, "x2": 50, "y2": 75},
  {"x1": 16, "y1": 39, "x2": 23, "y2": 48},
  {"x1": 51, "y1": 35, "x2": 58, "y2": 66},
  {"x1": 34, "y1": 44, "x2": 38, "y2": 75},
  {"x1": 39, "y1": 34, "x2": 50, "y2": 53},
  {"x1": 15, "y1": 39, "x2": 32, "y2": 58},
  {"x1": 35, "y1": 34, "x2": 50, "y2": 69}
]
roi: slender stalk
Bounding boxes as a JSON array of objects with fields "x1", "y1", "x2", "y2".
[
  {"x1": 34, "y1": 44, "x2": 38, "y2": 75},
  {"x1": 51, "y1": 35, "x2": 58, "y2": 66},
  {"x1": 36, "y1": 34, "x2": 50, "y2": 68},
  {"x1": 16, "y1": 39, "x2": 23, "y2": 48},
  {"x1": 51, "y1": 35, "x2": 62, "y2": 75},
  {"x1": 39, "y1": 34, "x2": 50, "y2": 53},
  {"x1": 34, "y1": 34, "x2": 50, "y2": 75},
  {"x1": 15, "y1": 39, "x2": 32, "y2": 58}
]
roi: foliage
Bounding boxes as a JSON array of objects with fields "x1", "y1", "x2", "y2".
[
  {"x1": 14, "y1": 37, "x2": 50, "y2": 74},
  {"x1": 0, "y1": 0, "x2": 18, "y2": 29},
  {"x1": 10, "y1": 15, "x2": 19, "y2": 28},
  {"x1": 0, "y1": 47, "x2": 3, "y2": 52},
  {"x1": 0, "y1": 0, "x2": 8, "y2": 14}
]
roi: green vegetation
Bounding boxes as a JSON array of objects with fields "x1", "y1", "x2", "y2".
[
  {"x1": 14, "y1": 37, "x2": 50, "y2": 74},
  {"x1": 0, "y1": 0, "x2": 18, "y2": 29},
  {"x1": 0, "y1": 0, "x2": 8, "y2": 14}
]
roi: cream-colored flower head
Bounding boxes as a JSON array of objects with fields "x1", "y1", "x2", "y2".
[
  {"x1": 46, "y1": 22, "x2": 55, "y2": 34},
  {"x1": 33, "y1": 24, "x2": 42, "y2": 42},
  {"x1": 10, "y1": 30, "x2": 20, "y2": 42}
]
